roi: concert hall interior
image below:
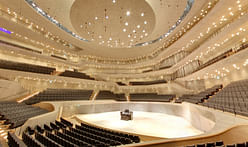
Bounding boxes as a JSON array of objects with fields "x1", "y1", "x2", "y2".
[{"x1": 1, "y1": 0, "x2": 248, "y2": 146}]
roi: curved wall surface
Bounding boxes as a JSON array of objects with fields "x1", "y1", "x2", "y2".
[{"x1": 17, "y1": 101, "x2": 248, "y2": 140}]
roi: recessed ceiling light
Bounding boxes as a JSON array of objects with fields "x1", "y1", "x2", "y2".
[
  {"x1": 105, "y1": 16, "x2": 109, "y2": 19},
  {"x1": 95, "y1": 17, "x2": 98, "y2": 20},
  {"x1": 142, "y1": 30, "x2": 145, "y2": 33},
  {"x1": 144, "y1": 21, "x2": 147, "y2": 24},
  {"x1": 145, "y1": 33, "x2": 148, "y2": 36},
  {"x1": 130, "y1": 39, "x2": 133, "y2": 42},
  {"x1": 123, "y1": 28, "x2": 126, "y2": 32},
  {"x1": 128, "y1": 34, "x2": 131, "y2": 38},
  {"x1": 140, "y1": 35, "x2": 143, "y2": 38},
  {"x1": 134, "y1": 36, "x2": 136, "y2": 38},
  {"x1": 133, "y1": 30, "x2": 136, "y2": 33},
  {"x1": 137, "y1": 25, "x2": 140, "y2": 28},
  {"x1": 88, "y1": 22, "x2": 91, "y2": 25},
  {"x1": 126, "y1": 11, "x2": 130, "y2": 16},
  {"x1": 99, "y1": 35, "x2": 102, "y2": 38},
  {"x1": 125, "y1": 22, "x2": 128, "y2": 26},
  {"x1": 112, "y1": 0, "x2": 116, "y2": 3},
  {"x1": 109, "y1": 37, "x2": 112, "y2": 40},
  {"x1": 141, "y1": 13, "x2": 144, "y2": 16},
  {"x1": 80, "y1": 25, "x2": 83, "y2": 28}
]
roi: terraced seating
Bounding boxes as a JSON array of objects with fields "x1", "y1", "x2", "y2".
[
  {"x1": 95, "y1": 91, "x2": 126, "y2": 101},
  {"x1": 0, "y1": 101, "x2": 48, "y2": 129},
  {"x1": 19, "y1": 117, "x2": 140, "y2": 147},
  {"x1": 0, "y1": 59, "x2": 55, "y2": 74},
  {"x1": 176, "y1": 85, "x2": 222, "y2": 104},
  {"x1": 130, "y1": 93, "x2": 175, "y2": 102},
  {"x1": 23, "y1": 89, "x2": 93, "y2": 105},
  {"x1": 59, "y1": 70, "x2": 95, "y2": 80},
  {"x1": 202, "y1": 80, "x2": 248, "y2": 116}
]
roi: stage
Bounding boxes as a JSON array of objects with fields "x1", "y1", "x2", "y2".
[{"x1": 76, "y1": 111, "x2": 203, "y2": 138}]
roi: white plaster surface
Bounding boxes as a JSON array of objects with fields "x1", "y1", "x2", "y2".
[{"x1": 76, "y1": 111, "x2": 203, "y2": 138}]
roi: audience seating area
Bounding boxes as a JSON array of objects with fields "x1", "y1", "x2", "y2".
[
  {"x1": 15, "y1": 117, "x2": 140, "y2": 147},
  {"x1": 7, "y1": 132, "x2": 27, "y2": 147},
  {"x1": 202, "y1": 80, "x2": 248, "y2": 116},
  {"x1": 95, "y1": 91, "x2": 126, "y2": 101},
  {"x1": 129, "y1": 80, "x2": 167, "y2": 85},
  {"x1": 0, "y1": 59, "x2": 55, "y2": 74},
  {"x1": 175, "y1": 85, "x2": 222, "y2": 104},
  {"x1": 0, "y1": 101, "x2": 48, "y2": 129},
  {"x1": 23, "y1": 89, "x2": 93, "y2": 105},
  {"x1": 130, "y1": 93, "x2": 175, "y2": 102},
  {"x1": 185, "y1": 140, "x2": 248, "y2": 147},
  {"x1": 59, "y1": 70, "x2": 95, "y2": 80}
]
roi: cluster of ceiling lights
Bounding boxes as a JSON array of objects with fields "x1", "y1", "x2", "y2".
[
  {"x1": 79, "y1": 9, "x2": 149, "y2": 48},
  {"x1": 0, "y1": 6, "x2": 80, "y2": 60}
]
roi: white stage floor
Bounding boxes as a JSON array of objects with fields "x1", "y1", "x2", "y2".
[{"x1": 76, "y1": 111, "x2": 203, "y2": 138}]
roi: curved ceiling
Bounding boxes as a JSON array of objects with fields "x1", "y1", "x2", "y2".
[{"x1": 31, "y1": 0, "x2": 189, "y2": 58}]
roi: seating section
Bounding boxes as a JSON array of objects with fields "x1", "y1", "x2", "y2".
[
  {"x1": 130, "y1": 93, "x2": 175, "y2": 102},
  {"x1": 20, "y1": 117, "x2": 140, "y2": 147},
  {"x1": 129, "y1": 80, "x2": 167, "y2": 85},
  {"x1": 95, "y1": 91, "x2": 126, "y2": 101},
  {"x1": 202, "y1": 80, "x2": 248, "y2": 116},
  {"x1": 0, "y1": 59, "x2": 55, "y2": 74},
  {"x1": 59, "y1": 70, "x2": 95, "y2": 80},
  {"x1": 23, "y1": 89, "x2": 93, "y2": 105},
  {"x1": 176, "y1": 85, "x2": 222, "y2": 104},
  {"x1": 7, "y1": 132, "x2": 27, "y2": 147},
  {"x1": 0, "y1": 101, "x2": 48, "y2": 129},
  {"x1": 185, "y1": 140, "x2": 248, "y2": 147},
  {"x1": 185, "y1": 140, "x2": 224, "y2": 147}
]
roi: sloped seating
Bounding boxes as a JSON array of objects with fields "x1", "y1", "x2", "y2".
[
  {"x1": 23, "y1": 89, "x2": 93, "y2": 105},
  {"x1": 0, "y1": 101, "x2": 48, "y2": 129},
  {"x1": 95, "y1": 91, "x2": 126, "y2": 101},
  {"x1": 0, "y1": 59, "x2": 55, "y2": 74},
  {"x1": 130, "y1": 93, "x2": 175, "y2": 102},
  {"x1": 18, "y1": 117, "x2": 140, "y2": 147},
  {"x1": 177, "y1": 85, "x2": 222, "y2": 104},
  {"x1": 7, "y1": 132, "x2": 27, "y2": 147},
  {"x1": 59, "y1": 70, "x2": 95, "y2": 80},
  {"x1": 202, "y1": 80, "x2": 248, "y2": 117}
]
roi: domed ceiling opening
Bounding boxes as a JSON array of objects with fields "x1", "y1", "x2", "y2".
[{"x1": 70, "y1": 0, "x2": 155, "y2": 48}]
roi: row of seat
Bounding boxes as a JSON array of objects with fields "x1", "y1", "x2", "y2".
[
  {"x1": 23, "y1": 89, "x2": 93, "y2": 105},
  {"x1": 129, "y1": 93, "x2": 175, "y2": 102},
  {"x1": 201, "y1": 80, "x2": 248, "y2": 116},
  {"x1": 7, "y1": 132, "x2": 27, "y2": 147},
  {"x1": 20, "y1": 117, "x2": 140, "y2": 147},
  {"x1": 0, "y1": 59, "x2": 55, "y2": 74},
  {"x1": 0, "y1": 101, "x2": 48, "y2": 128},
  {"x1": 175, "y1": 85, "x2": 222, "y2": 104},
  {"x1": 59, "y1": 70, "x2": 95, "y2": 80},
  {"x1": 185, "y1": 140, "x2": 248, "y2": 147},
  {"x1": 95, "y1": 91, "x2": 126, "y2": 101}
]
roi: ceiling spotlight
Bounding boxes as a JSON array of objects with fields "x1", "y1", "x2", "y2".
[
  {"x1": 123, "y1": 28, "x2": 127, "y2": 32},
  {"x1": 105, "y1": 16, "x2": 109, "y2": 19},
  {"x1": 80, "y1": 25, "x2": 83, "y2": 28},
  {"x1": 125, "y1": 22, "x2": 128, "y2": 26},
  {"x1": 109, "y1": 37, "x2": 112, "y2": 40},
  {"x1": 141, "y1": 13, "x2": 144, "y2": 17},
  {"x1": 137, "y1": 25, "x2": 140, "y2": 28},
  {"x1": 99, "y1": 35, "x2": 102, "y2": 38},
  {"x1": 128, "y1": 34, "x2": 131, "y2": 38},
  {"x1": 95, "y1": 17, "x2": 98, "y2": 20},
  {"x1": 88, "y1": 22, "x2": 91, "y2": 25},
  {"x1": 133, "y1": 30, "x2": 136, "y2": 33},
  {"x1": 142, "y1": 30, "x2": 145, "y2": 33},
  {"x1": 145, "y1": 33, "x2": 148, "y2": 36},
  {"x1": 112, "y1": 0, "x2": 116, "y2": 3},
  {"x1": 126, "y1": 11, "x2": 130, "y2": 16},
  {"x1": 144, "y1": 21, "x2": 147, "y2": 24}
]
